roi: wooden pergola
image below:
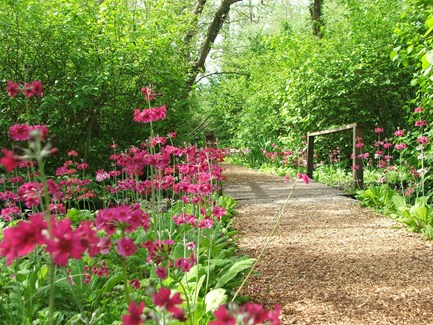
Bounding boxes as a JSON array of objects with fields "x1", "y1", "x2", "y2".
[{"x1": 306, "y1": 122, "x2": 364, "y2": 189}]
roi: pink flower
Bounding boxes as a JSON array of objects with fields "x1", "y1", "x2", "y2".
[
  {"x1": 155, "y1": 267, "x2": 167, "y2": 279},
  {"x1": 29, "y1": 125, "x2": 49, "y2": 140},
  {"x1": 210, "y1": 305, "x2": 236, "y2": 325},
  {"x1": 116, "y1": 237, "x2": 137, "y2": 257},
  {"x1": 21, "y1": 81, "x2": 43, "y2": 98},
  {"x1": 395, "y1": 143, "x2": 407, "y2": 150},
  {"x1": 297, "y1": 173, "x2": 310, "y2": 184},
  {"x1": 133, "y1": 105, "x2": 167, "y2": 123},
  {"x1": 374, "y1": 127, "x2": 384, "y2": 133},
  {"x1": 153, "y1": 287, "x2": 186, "y2": 321},
  {"x1": 129, "y1": 279, "x2": 141, "y2": 290},
  {"x1": 417, "y1": 136, "x2": 429, "y2": 144},
  {"x1": 212, "y1": 206, "x2": 227, "y2": 219},
  {"x1": 96, "y1": 169, "x2": 110, "y2": 182},
  {"x1": 68, "y1": 150, "x2": 78, "y2": 157},
  {"x1": 0, "y1": 149, "x2": 21, "y2": 173},
  {"x1": 1, "y1": 205, "x2": 20, "y2": 221},
  {"x1": 122, "y1": 301, "x2": 145, "y2": 325},
  {"x1": 31, "y1": 81, "x2": 43, "y2": 97},
  {"x1": 7, "y1": 81, "x2": 19, "y2": 97},
  {"x1": 45, "y1": 218, "x2": 86, "y2": 266},
  {"x1": 141, "y1": 87, "x2": 155, "y2": 101},
  {"x1": 9, "y1": 124, "x2": 30, "y2": 141},
  {"x1": 97, "y1": 237, "x2": 112, "y2": 254},
  {"x1": 414, "y1": 106, "x2": 424, "y2": 113},
  {"x1": 0, "y1": 213, "x2": 47, "y2": 265},
  {"x1": 415, "y1": 120, "x2": 427, "y2": 127},
  {"x1": 394, "y1": 129, "x2": 405, "y2": 137}
]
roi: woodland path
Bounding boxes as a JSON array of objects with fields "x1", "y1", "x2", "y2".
[{"x1": 223, "y1": 164, "x2": 433, "y2": 324}]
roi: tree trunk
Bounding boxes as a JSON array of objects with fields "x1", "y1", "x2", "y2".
[
  {"x1": 185, "y1": 0, "x2": 243, "y2": 89},
  {"x1": 310, "y1": 0, "x2": 323, "y2": 38}
]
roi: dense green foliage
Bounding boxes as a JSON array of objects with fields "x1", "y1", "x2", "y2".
[
  {"x1": 0, "y1": 0, "x2": 195, "y2": 169},
  {"x1": 197, "y1": 0, "x2": 415, "y2": 150}
]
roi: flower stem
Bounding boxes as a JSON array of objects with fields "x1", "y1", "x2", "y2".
[
  {"x1": 121, "y1": 256, "x2": 131, "y2": 305},
  {"x1": 231, "y1": 179, "x2": 297, "y2": 303}
]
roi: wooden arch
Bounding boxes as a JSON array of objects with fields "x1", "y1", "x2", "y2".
[{"x1": 306, "y1": 123, "x2": 364, "y2": 189}]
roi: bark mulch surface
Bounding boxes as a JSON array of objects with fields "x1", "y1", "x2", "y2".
[{"x1": 223, "y1": 164, "x2": 433, "y2": 325}]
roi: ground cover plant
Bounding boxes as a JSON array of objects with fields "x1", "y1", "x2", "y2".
[{"x1": 0, "y1": 83, "x2": 280, "y2": 324}]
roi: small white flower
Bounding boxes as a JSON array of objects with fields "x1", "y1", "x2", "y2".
[{"x1": 417, "y1": 168, "x2": 428, "y2": 176}]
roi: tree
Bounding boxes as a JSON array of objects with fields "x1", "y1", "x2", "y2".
[{"x1": 310, "y1": 0, "x2": 323, "y2": 38}]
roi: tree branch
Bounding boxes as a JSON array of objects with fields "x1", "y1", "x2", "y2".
[
  {"x1": 186, "y1": 0, "x2": 243, "y2": 89},
  {"x1": 183, "y1": 0, "x2": 208, "y2": 45},
  {"x1": 195, "y1": 71, "x2": 250, "y2": 83}
]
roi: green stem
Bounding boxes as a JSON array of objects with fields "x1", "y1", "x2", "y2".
[
  {"x1": 231, "y1": 179, "x2": 297, "y2": 303},
  {"x1": 35, "y1": 142, "x2": 56, "y2": 325},
  {"x1": 173, "y1": 273, "x2": 193, "y2": 325},
  {"x1": 121, "y1": 256, "x2": 131, "y2": 305}
]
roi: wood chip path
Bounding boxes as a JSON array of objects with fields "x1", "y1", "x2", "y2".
[{"x1": 223, "y1": 164, "x2": 433, "y2": 324}]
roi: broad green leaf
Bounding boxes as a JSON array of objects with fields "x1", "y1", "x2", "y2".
[
  {"x1": 215, "y1": 258, "x2": 255, "y2": 288},
  {"x1": 205, "y1": 288, "x2": 227, "y2": 313}
]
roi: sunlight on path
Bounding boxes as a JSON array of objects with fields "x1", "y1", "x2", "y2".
[{"x1": 224, "y1": 164, "x2": 433, "y2": 325}]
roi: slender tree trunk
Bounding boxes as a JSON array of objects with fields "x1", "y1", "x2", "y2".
[
  {"x1": 185, "y1": 0, "x2": 243, "y2": 89},
  {"x1": 310, "y1": 0, "x2": 324, "y2": 38}
]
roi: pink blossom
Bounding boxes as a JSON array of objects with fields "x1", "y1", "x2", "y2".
[
  {"x1": 116, "y1": 237, "x2": 137, "y2": 257},
  {"x1": 0, "y1": 149, "x2": 21, "y2": 173},
  {"x1": 21, "y1": 81, "x2": 43, "y2": 98},
  {"x1": 133, "y1": 105, "x2": 167, "y2": 123},
  {"x1": 0, "y1": 213, "x2": 47, "y2": 265},
  {"x1": 45, "y1": 218, "x2": 86, "y2": 266},
  {"x1": 7, "y1": 81, "x2": 19, "y2": 97},
  {"x1": 68, "y1": 150, "x2": 78, "y2": 157},
  {"x1": 395, "y1": 143, "x2": 407, "y2": 150},
  {"x1": 97, "y1": 237, "x2": 112, "y2": 254},
  {"x1": 212, "y1": 205, "x2": 227, "y2": 219},
  {"x1": 96, "y1": 169, "x2": 110, "y2": 182},
  {"x1": 155, "y1": 267, "x2": 167, "y2": 279},
  {"x1": 394, "y1": 129, "x2": 405, "y2": 137},
  {"x1": 122, "y1": 301, "x2": 145, "y2": 325},
  {"x1": 415, "y1": 120, "x2": 427, "y2": 127},
  {"x1": 9, "y1": 124, "x2": 30, "y2": 141},
  {"x1": 141, "y1": 87, "x2": 155, "y2": 101},
  {"x1": 374, "y1": 127, "x2": 384, "y2": 133},
  {"x1": 414, "y1": 106, "x2": 424, "y2": 113},
  {"x1": 129, "y1": 279, "x2": 141, "y2": 290},
  {"x1": 153, "y1": 287, "x2": 186, "y2": 321},
  {"x1": 417, "y1": 136, "x2": 429, "y2": 144}
]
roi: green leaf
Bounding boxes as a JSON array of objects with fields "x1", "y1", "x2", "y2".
[
  {"x1": 215, "y1": 258, "x2": 255, "y2": 288},
  {"x1": 37, "y1": 266, "x2": 49, "y2": 280},
  {"x1": 205, "y1": 288, "x2": 227, "y2": 313}
]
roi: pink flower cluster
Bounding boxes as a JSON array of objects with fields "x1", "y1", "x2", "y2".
[
  {"x1": 7, "y1": 80, "x2": 43, "y2": 98},
  {"x1": 133, "y1": 105, "x2": 167, "y2": 123},
  {"x1": 0, "y1": 215, "x2": 100, "y2": 266},
  {"x1": 8, "y1": 124, "x2": 49, "y2": 141},
  {"x1": 122, "y1": 287, "x2": 185, "y2": 325},
  {"x1": 210, "y1": 303, "x2": 281, "y2": 325},
  {"x1": 95, "y1": 204, "x2": 150, "y2": 236}
]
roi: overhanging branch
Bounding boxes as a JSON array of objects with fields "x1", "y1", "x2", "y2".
[
  {"x1": 186, "y1": 0, "x2": 243, "y2": 89},
  {"x1": 195, "y1": 71, "x2": 250, "y2": 83}
]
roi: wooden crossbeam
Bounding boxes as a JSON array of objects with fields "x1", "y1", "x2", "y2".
[{"x1": 307, "y1": 123, "x2": 364, "y2": 189}]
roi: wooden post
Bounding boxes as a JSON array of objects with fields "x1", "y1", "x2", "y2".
[
  {"x1": 205, "y1": 131, "x2": 217, "y2": 148},
  {"x1": 305, "y1": 122, "x2": 364, "y2": 189},
  {"x1": 353, "y1": 125, "x2": 364, "y2": 189},
  {"x1": 307, "y1": 135, "x2": 315, "y2": 178}
]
